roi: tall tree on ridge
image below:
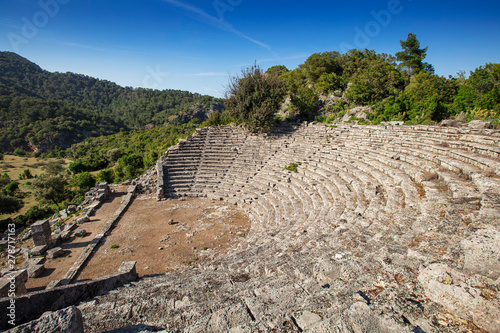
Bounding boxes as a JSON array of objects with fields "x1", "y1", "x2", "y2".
[{"x1": 396, "y1": 33, "x2": 429, "y2": 77}]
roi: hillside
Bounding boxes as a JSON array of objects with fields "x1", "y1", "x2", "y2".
[{"x1": 0, "y1": 52, "x2": 223, "y2": 153}]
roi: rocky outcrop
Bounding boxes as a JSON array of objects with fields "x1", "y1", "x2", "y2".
[{"x1": 7, "y1": 306, "x2": 83, "y2": 333}]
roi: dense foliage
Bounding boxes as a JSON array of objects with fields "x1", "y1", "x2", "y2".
[
  {"x1": 0, "y1": 52, "x2": 222, "y2": 153},
  {"x1": 67, "y1": 122, "x2": 199, "y2": 181},
  {"x1": 226, "y1": 65, "x2": 286, "y2": 132},
  {"x1": 247, "y1": 34, "x2": 500, "y2": 126}
]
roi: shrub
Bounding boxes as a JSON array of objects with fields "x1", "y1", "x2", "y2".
[
  {"x1": 25, "y1": 205, "x2": 54, "y2": 223},
  {"x1": 96, "y1": 169, "x2": 115, "y2": 184},
  {"x1": 115, "y1": 154, "x2": 144, "y2": 181},
  {"x1": 71, "y1": 172, "x2": 96, "y2": 192},
  {"x1": 290, "y1": 86, "x2": 319, "y2": 118},
  {"x1": 285, "y1": 162, "x2": 301, "y2": 172},
  {"x1": 226, "y1": 64, "x2": 286, "y2": 133},
  {"x1": 0, "y1": 195, "x2": 23, "y2": 214},
  {"x1": 13, "y1": 148, "x2": 26, "y2": 157},
  {"x1": 2, "y1": 181, "x2": 19, "y2": 196},
  {"x1": 19, "y1": 169, "x2": 34, "y2": 180}
]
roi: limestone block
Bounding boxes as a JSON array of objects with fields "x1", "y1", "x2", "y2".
[
  {"x1": 67, "y1": 205, "x2": 77, "y2": 212},
  {"x1": 28, "y1": 264, "x2": 45, "y2": 278},
  {"x1": 118, "y1": 261, "x2": 137, "y2": 276},
  {"x1": 74, "y1": 230, "x2": 86, "y2": 238},
  {"x1": 46, "y1": 247, "x2": 64, "y2": 259},
  {"x1": 31, "y1": 220, "x2": 52, "y2": 247},
  {"x1": 59, "y1": 210, "x2": 68, "y2": 220},
  {"x1": 440, "y1": 119, "x2": 462, "y2": 127},
  {"x1": 0, "y1": 269, "x2": 28, "y2": 297},
  {"x1": 295, "y1": 311, "x2": 322, "y2": 330},
  {"x1": 46, "y1": 279, "x2": 62, "y2": 290},
  {"x1": 76, "y1": 215, "x2": 90, "y2": 224},
  {"x1": 8, "y1": 306, "x2": 83, "y2": 333},
  {"x1": 468, "y1": 120, "x2": 492, "y2": 129},
  {"x1": 30, "y1": 245, "x2": 48, "y2": 257},
  {"x1": 418, "y1": 263, "x2": 500, "y2": 333},
  {"x1": 461, "y1": 227, "x2": 500, "y2": 279}
]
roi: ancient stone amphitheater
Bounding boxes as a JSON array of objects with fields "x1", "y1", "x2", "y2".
[{"x1": 80, "y1": 122, "x2": 500, "y2": 333}]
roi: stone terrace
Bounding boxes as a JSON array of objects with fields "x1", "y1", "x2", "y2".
[{"x1": 80, "y1": 123, "x2": 500, "y2": 332}]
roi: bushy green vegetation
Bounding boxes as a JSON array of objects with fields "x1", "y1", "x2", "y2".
[
  {"x1": 237, "y1": 33, "x2": 500, "y2": 127},
  {"x1": 66, "y1": 121, "x2": 200, "y2": 182},
  {"x1": 0, "y1": 52, "x2": 222, "y2": 153},
  {"x1": 0, "y1": 173, "x2": 24, "y2": 214},
  {"x1": 226, "y1": 64, "x2": 286, "y2": 132}
]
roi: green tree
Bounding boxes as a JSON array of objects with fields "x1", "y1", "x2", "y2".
[
  {"x1": 70, "y1": 171, "x2": 96, "y2": 192},
  {"x1": 115, "y1": 154, "x2": 144, "y2": 180},
  {"x1": 19, "y1": 168, "x2": 34, "y2": 180},
  {"x1": 96, "y1": 169, "x2": 115, "y2": 184},
  {"x1": 32, "y1": 174, "x2": 68, "y2": 209},
  {"x1": 45, "y1": 160, "x2": 66, "y2": 175},
  {"x1": 0, "y1": 195, "x2": 23, "y2": 214},
  {"x1": 2, "y1": 181, "x2": 19, "y2": 196},
  {"x1": 290, "y1": 86, "x2": 319, "y2": 117},
  {"x1": 226, "y1": 64, "x2": 286, "y2": 133},
  {"x1": 396, "y1": 33, "x2": 429, "y2": 77},
  {"x1": 316, "y1": 72, "x2": 344, "y2": 94},
  {"x1": 344, "y1": 51, "x2": 404, "y2": 105},
  {"x1": 299, "y1": 52, "x2": 342, "y2": 83},
  {"x1": 451, "y1": 63, "x2": 500, "y2": 117}
]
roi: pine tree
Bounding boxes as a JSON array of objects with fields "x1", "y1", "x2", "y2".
[{"x1": 396, "y1": 33, "x2": 429, "y2": 77}]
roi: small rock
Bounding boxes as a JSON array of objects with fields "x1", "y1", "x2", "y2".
[
  {"x1": 76, "y1": 215, "x2": 90, "y2": 224},
  {"x1": 468, "y1": 120, "x2": 492, "y2": 129},
  {"x1": 46, "y1": 247, "x2": 64, "y2": 259},
  {"x1": 440, "y1": 119, "x2": 461, "y2": 127},
  {"x1": 158, "y1": 246, "x2": 164, "y2": 250},
  {"x1": 67, "y1": 205, "x2": 77, "y2": 212},
  {"x1": 168, "y1": 219, "x2": 177, "y2": 225},
  {"x1": 74, "y1": 230, "x2": 87, "y2": 238}
]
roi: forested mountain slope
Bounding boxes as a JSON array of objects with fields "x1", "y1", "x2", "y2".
[{"x1": 0, "y1": 52, "x2": 222, "y2": 152}]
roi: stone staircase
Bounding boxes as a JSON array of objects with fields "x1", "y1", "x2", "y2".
[{"x1": 80, "y1": 123, "x2": 500, "y2": 333}]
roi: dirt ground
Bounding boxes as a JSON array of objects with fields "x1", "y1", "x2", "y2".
[
  {"x1": 17, "y1": 189, "x2": 250, "y2": 291},
  {"x1": 24, "y1": 186, "x2": 129, "y2": 292},
  {"x1": 78, "y1": 195, "x2": 250, "y2": 280}
]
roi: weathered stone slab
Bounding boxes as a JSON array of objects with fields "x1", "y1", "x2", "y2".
[
  {"x1": 7, "y1": 306, "x2": 83, "y2": 333},
  {"x1": 31, "y1": 220, "x2": 51, "y2": 247},
  {"x1": 46, "y1": 247, "x2": 64, "y2": 259},
  {"x1": 75, "y1": 215, "x2": 90, "y2": 224},
  {"x1": 28, "y1": 264, "x2": 45, "y2": 278},
  {"x1": 468, "y1": 120, "x2": 492, "y2": 129},
  {"x1": 30, "y1": 245, "x2": 48, "y2": 257},
  {"x1": 0, "y1": 269, "x2": 28, "y2": 297},
  {"x1": 461, "y1": 227, "x2": 500, "y2": 279},
  {"x1": 418, "y1": 263, "x2": 500, "y2": 333}
]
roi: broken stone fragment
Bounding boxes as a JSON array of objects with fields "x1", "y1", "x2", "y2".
[{"x1": 46, "y1": 247, "x2": 64, "y2": 259}]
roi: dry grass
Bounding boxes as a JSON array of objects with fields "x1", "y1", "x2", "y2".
[
  {"x1": 0, "y1": 155, "x2": 71, "y2": 219},
  {"x1": 415, "y1": 182, "x2": 426, "y2": 198}
]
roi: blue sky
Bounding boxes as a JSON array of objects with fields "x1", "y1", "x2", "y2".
[{"x1": 1, "y1": 0, "x2": 499, "y2": 97}]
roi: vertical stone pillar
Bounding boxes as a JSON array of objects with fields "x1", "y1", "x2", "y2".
[
  {"x1": 31, "y1": 219, "x2": 52, "y2": 246},
  {"x1": 156, "y1": 160, "x2": 164, "y2": 201}
]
